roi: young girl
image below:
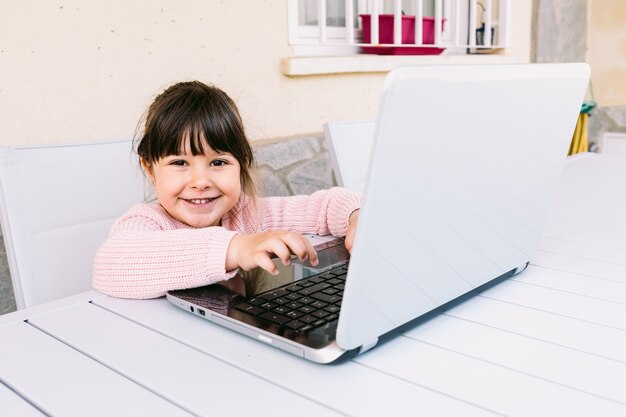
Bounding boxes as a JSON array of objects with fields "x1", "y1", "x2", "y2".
[{"x1": 93, "y1": 81, "x2": 361, "y2": 299}]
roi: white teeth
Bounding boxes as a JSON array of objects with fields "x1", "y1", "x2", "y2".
[{"x1": 189, "y1": 198, "x2": 213, "y2": 204}]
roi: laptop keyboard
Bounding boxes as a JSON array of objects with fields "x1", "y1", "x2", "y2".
[{"x1": 233, "y1": 264, "x2": 348, "y2": 333}]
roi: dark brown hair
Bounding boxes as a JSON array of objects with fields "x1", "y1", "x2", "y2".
[{"x1": 136, "y1": 81, "x2": 256, "y2": 195}]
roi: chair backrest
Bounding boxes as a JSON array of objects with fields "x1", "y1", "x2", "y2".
[
  {"x1": 323, "y1": 120, "x2": 376, "y2": 193},
  {"x1": 0, "y1": 140, "x2": 145, "y2": 308},
  {"x1": 602, "y1": 132, "x2": 626, "y2": 155}
]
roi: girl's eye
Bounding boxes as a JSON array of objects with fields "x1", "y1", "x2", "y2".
[
  {"x1": 170, "y1": 160, "x2": 187, "y2": 166},
  {"x1": 211, "y1": 159, "x2": 227, "y2": 167}
]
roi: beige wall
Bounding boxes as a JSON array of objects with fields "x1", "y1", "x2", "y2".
[
  {"x1": 588, "y1": 0, "x2": 626, "y2": 106},
  {"x1": 1, "y1": 0, "x2": 533, "y2": 146}
]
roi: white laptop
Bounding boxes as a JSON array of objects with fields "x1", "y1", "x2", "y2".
[{"x1": 167, "y1": 63, "x2": 590, "y2": 363}]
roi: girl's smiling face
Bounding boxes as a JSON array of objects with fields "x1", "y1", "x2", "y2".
[{"x1": 143, "y1": 141, "x2": 242, "y2": 228}]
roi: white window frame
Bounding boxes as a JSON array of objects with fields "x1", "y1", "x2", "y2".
[{"x1": 287, "y1": 0, "x2": 510, "y2": 57}]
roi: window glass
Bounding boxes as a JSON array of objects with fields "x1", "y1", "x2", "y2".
[
  {"x1": 380, "y1": 0, "x2": 435, "y2": 16},
  {"x1": 298, "y1": 0, "x2": 360, "y2": 28}
]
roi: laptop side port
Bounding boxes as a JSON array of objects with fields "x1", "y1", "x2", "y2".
[{"x1": 198, "y1": 309, "x2": 205, "y2": 316}]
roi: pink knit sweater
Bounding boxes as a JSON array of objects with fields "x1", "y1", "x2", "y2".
[{"x1": 93, "y1": 187, "x2": 361, "y2": 299}]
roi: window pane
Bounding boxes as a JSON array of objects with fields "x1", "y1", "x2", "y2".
[
  {"x1": 298, "y1": 0, "x2": 318, "y2": 25},
  {"x1": 326, "y1": 0, "x2": 346, "y2": 26},
  {"x1": 298, "y1": 0, "x2": 358, "y2": 28},
  {"x1": 380, "y1": 0, "x2": 436, "y2": 16}
]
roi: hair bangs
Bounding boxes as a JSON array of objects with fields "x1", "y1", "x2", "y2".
[{"x1": 169, "y1": 96, "x2": 243, "y2": 159}]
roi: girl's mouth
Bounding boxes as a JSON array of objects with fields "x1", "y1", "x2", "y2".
[{"x1": 186, "y1": 197, "x2": 218, "y2": 205}]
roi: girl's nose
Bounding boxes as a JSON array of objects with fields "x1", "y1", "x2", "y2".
[{"x1": 190, "y1": 167, "x2": 211, "y2": 189}]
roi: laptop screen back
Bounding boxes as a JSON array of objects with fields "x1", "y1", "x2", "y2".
[{"x1": 337, "y1": 64, "x2": 590, "y2": 350}]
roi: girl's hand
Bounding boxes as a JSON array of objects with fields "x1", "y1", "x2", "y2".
[
  {"x1": 345, "y1": 209, "x2": 360, "y2": 254},
  {"x1": 226, "y1": 231, "x2": 319, "y2": 276}
]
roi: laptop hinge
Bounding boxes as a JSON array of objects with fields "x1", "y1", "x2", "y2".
[
  {"x1": 358, "y1": 338, "x2": 379, "y2": 355},
  {"x1": 512, "y1": 262, "x2": 530, "y2": 276}
]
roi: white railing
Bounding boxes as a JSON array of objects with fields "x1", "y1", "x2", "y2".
[{"x1": 288, "y1": 0, "x2": 511, "y2": 55}]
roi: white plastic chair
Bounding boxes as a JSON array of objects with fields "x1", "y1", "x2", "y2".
[
  {"x1": 324, "y1": 120, "x2": 376, "y2": 193},
  {"x1": 0, "y1": 140, "x2": 145, "y2": 309}
]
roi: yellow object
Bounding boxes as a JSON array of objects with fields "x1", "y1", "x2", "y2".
[{"x1": 568, "y1": 112, "x2": 589, "y2": 155}]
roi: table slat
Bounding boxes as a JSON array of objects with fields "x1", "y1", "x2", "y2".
[
  {"x1": 0, "y1": 322, "x2": 191, "y2": 417},
  {"x1": 0, "y1": 381, "x2": 45, "y2": 417}
]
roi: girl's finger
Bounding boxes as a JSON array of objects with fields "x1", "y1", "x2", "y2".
[
  {"x1": 345, "y1": 229, "x2": 355, "y2": 254},
  {"x1": 254, "y1": 252, "x2": 279, "y2": 276},
  {"x1": 266, "y1": 237, "x2": 292, "y2": 267},
  {"x1": 280, "y1": 233, "x2": 309, "y2": 261},
  {"x1": 294, "y1": 234, "x2": 319, "y2": 266}
]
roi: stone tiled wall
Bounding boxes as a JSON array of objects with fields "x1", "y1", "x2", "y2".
[
  {"x1": 254, "y1": 134, "x2": 337, "y2": 197},
  {"x1": 0, "y1": 234, "x2": 16, "y2": 314},
  {"x1": 0, "y1": 134, "x2": 337, "y2": 315}
]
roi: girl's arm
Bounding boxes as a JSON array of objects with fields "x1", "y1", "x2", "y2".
[
  {"x1": 92, "y1": 205, "x2": 237, "y2": 299},
  {"x1": 255, "y1": 187, "x2": 361, "y2": 237}
]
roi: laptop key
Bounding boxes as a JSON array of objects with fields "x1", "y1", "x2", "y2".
[
  {"x1": 311, "y1": 293, "x2": 341, "y2": 304},
  {"x1": 311, "y1": 319, "x2": 327, "y2": 328},
  {"x1": 259, "y1": 302, "x2": 277, "y2": 310},
  {"x1": 321, "y1": 288, "x2": 339, "y2": 295},
  {"x1": 309, "y1": 300, "x2": 327, "y2": 309},
  {"x1": 285, "y1": 310, "x2": 304, "y2": 320},
  {"x1": 247, "y1": 297, "x2": 268, "y2": 306},
  {"x1": 326, "y1": 314, "x2": 339, "y2": 322},
  {"x1": 324, "y1": 305, "x2": 340, "y2": 314},
  {"x1": 285, "y1": 301, "x2": 303, "y2": 310},
  {"x1": 299, "y1": 305, "x2": 316, "y2": 314},
  {"x1": 311, "y1": 310, "x2": 329, "y2": 319},
  {"x1": 272, "y1": 297, "x2": 290, "y2": 305},
  {"x1": 298, "y1": 282, "x2": 331, "y2": 296},
  {"x1": 284, "y1": 320, "x2": 306, "y2": 331},
  {"x1": 234, "y1": 303, "x2": 264, "y2": 316},
  {"x1": 259, "y1": 312, "x2": 291, "y2": 326},
  {"x1": 265, "y1": 289, "x2": 289, "y2": 300},
  {"x1": 299, "y1": 315, "x2": 318, "y2": 325},
  {"x1": 272, "y1": 306, "x2": 290, "y2": 315}
]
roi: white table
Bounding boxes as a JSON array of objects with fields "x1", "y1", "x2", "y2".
[{"x1": 1, "y1": 153, "x2": 625, "y2": 416}]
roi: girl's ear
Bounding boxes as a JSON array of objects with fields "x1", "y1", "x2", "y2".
[{"x1": 140, "y1": 158, "x2": 156, "y2": 185}]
